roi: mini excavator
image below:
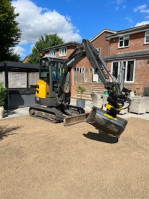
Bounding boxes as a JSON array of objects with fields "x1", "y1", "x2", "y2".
[{"x1": 29, "y1": 39, "x2": 131, "y2": 137}]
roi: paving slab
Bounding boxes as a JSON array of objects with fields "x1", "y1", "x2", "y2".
[{"x1": 3, "y1": 107, "x2": 29, "y2": 119}]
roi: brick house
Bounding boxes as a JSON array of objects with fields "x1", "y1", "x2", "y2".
[
  {"x1": 22, "y1": 56, "x2": 29, "y2": 63},
  {"x1": 44, "y1": 41, "x2": 79, "y2": 58},
  {"x1": 43, "y1": 25, "x2": 149, "y2": 98},
  {"x1": 105, "y1": 24, "x2": 149, "y2": 94}
]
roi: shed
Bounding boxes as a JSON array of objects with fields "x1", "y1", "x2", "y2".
[{"x1": 0, "y1": 61, "x2": 39, "y2": 110}]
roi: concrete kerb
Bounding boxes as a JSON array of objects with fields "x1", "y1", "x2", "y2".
[
  {"x1": 3, "y1": 107, "x2": 29, "y2": 119},
  {"x1": 2, "y1": 99, "x2": 149, "y2": 120}
]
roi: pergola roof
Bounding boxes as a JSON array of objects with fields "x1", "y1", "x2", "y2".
[{"x1": 0, "y1": 61, "x2": 39, "y2": 72}]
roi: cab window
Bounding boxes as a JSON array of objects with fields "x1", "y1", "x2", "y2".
[
  {"x1": 51, "y1": 62, "x2": 62, "y2": 92},
  {"x1": 40, "y1": 59, "x2": 50, "y2": 84}
]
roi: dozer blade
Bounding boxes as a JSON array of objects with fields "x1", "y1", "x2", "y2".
[
  {"x1": 64, "y1": 113, "x2": 89, "y2": 126},
  {"x1": 86, "y1": 107, "x2": 127, "y2": 137}
]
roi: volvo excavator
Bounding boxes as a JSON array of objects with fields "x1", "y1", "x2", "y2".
[{"x1": 29, "y1": 39, "x2": 131, "y2": 137}]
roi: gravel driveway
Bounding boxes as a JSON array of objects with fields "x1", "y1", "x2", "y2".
[{"x1": 0, "y1": 116, "x2": 149, "y2": 199}]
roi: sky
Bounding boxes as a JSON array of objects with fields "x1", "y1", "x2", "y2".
[{"x1": 11, "y1": 0, "x2": 149, "y2": 60}]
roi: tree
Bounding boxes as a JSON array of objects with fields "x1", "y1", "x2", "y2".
[
  {"x1": 28, "y1": 34, "x2": 64, "y2": 64},
  {"x1": 0, "y1": 0, "x2": 21, "y2": 61},
  {"x1": 10, "y1": 53, "x2": 21, "y2": 62}
]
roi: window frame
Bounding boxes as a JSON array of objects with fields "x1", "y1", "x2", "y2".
[
  {"x1": 59, "y1": 47, "x2": 67, "y2": 57},
  {"x1": 111, "y1": 59, "x2": 135, "y2": 83},
  {"x1": 49, "y1": 50, "x2": 56, "y2": 58},
  {"x1": 76, "y1": 67, "x2": 85, "y2": 73},
  {"x1": 118, "y1": 35, "x2": 130, "y2": 48},
  {"x1": 144, "y1": 31, "x2": 149, "y2": 44}
]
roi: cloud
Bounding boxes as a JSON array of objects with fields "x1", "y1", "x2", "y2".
[
  {"x1": 115, "y1": 0, "x2": 126, "y2": 11},
  {"x1": 125, "y1": 17, "x2": 133, "y2": 23},
  {"x1": 135, "y1": 21, "x2": 149, "y2": 26},
  {"x1": 116, "y1": 0, "x2": 124, "y2": 5},
  {"x1": 134, "y1": 4, "x2": 149, "y2": 13},
  {"x1": 134, "y1": 4, "x2": 149, "y2": 27},
  {"x1": 12, "y1": 0, "x2": 82, "y2": 44},
  {"x1": 11, "y1": 46, "x2": 25, "y2": 56}
]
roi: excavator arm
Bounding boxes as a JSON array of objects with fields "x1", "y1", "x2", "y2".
[{"x1": 58, "y1": 39, "x2": 130, "y2": 119}]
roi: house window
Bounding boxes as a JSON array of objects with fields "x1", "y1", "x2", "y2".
[
  {"x1": 112, "y1": 62, "x2": 119, "y2": 78},
  {"x1": 126, "y1": 61, "x2": 134, "y2": 81},
  {"x1": 59, "y1": 47, "x2": 67, "y2": 56},
  {"x1": 49, "y1": 50, "x2": 55, "y2": 57},
  {"x1": 76, "y1": 67, "x2": 85, "y2": 73},
  {"x1": 118, "y1": 36, "x2": 129, "y2": 48},
  {"x1": 145, "y1": 31, "x2": 149, "y2": 44},
  {"x1": 112, "y1": 60, "x2": 135, "y2": 83}
]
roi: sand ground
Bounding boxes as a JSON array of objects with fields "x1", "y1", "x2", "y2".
[{"x1": 0, "y1": 116, "x2": 149, "y2": 199}]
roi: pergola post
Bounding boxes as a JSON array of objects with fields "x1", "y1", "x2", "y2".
[
  {"x1": 27, "y1": 71, "x2": 29, "y2": 88},
  {"x1": 4, "y1": 62, "x2": 9, "y2": 110}
]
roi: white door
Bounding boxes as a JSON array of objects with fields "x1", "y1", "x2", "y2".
[{"x1": 92, "y1": 69, "x2": 99, "y2": 82}]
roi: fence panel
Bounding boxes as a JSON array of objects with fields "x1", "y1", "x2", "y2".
[
  {"x1": 8, "y1": 72, "x2": 27, "y2": 88},
  {"x1": 29, "y1": 72, "x2": 39, "y2": 87}
]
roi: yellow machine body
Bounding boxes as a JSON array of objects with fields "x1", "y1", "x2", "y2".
[{"x1": 36, "y1": 79, "x2": 50, "y2": 99}]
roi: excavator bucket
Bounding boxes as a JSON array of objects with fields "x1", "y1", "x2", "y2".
[
  {"x1": 64, "y1": 107, "x2": 127, "y2": 137},
  {"x1": 86, "y1": 107, "x2": 127, "y2": 137}
]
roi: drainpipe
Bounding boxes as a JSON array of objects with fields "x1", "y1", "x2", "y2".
[{"x1": 108, "y1": 39, "x2": 111, "y2": 56}]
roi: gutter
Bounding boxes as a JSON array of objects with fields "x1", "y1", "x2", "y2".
[
  {"x1": 104, "y1": 50, "x2": 149, "y2": 61},
  {"x1": 106, "y1": 28, "x2": 149, "y2": 41}
]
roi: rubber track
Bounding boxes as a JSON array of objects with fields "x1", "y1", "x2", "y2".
[{"x1": 29, "y1": 106, "x2": 64, "y2": 123}]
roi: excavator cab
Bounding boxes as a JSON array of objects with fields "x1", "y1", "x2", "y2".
[{"x1": 35, "y1": 57, "x2": 71, "y2": 106}]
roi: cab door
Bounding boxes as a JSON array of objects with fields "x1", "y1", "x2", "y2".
[{"x1": 50, "y1": 61, "x2": 63, "y2": 97}]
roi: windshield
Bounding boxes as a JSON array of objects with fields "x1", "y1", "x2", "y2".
[{"x1": 39, "y1": 58, "x2": 64, "y2": 93}]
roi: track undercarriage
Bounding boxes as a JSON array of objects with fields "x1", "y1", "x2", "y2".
[{"x1": 29, "y1": 104, "x2": 85, "y2": 123}]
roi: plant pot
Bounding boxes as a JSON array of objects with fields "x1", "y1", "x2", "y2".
[
  {"x1": 76, "y1": 99, "x2": 85, "y2": 108},
  {"x1": 0, "y1": 106, "x2": 4, "y2": 119}
]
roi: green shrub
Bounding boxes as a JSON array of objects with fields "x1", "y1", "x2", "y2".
[
  {"x1": 76, "y1": 86, "x2": 86, "y2": 98},
  {"x1": 0, "y1": 82, "x2": 7, "y2": 106}
]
